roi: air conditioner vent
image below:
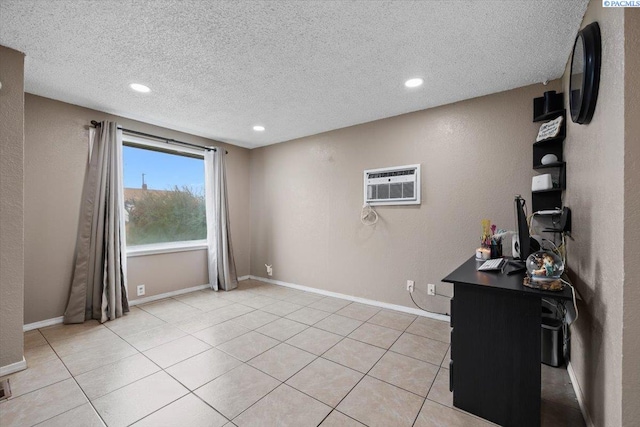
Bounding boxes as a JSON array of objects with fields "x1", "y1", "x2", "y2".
[{"x1": 364, "y1": 164, "x2": 420, "y2": 206}]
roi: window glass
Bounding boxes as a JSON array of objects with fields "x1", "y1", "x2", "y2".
[{"x1": 123, "y1": 144, "x2": 206, "y2": 246}]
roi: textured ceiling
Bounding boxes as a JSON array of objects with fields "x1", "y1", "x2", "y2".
[{"x1": 0, "y1": 1, "x2": 588, "y2": 148}]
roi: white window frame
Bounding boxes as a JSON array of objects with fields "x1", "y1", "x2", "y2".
[{"x1": 122, "y1": 134, "x2": 207, "y2": 257}]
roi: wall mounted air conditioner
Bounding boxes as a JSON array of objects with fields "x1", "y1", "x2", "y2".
[{"x1": 364, "y1": 164, "x2": 421, "y2": 206}]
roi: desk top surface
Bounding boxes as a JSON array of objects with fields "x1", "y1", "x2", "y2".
[{"x1": 442, "y1": 256, "x2": 573, "y2": 300}]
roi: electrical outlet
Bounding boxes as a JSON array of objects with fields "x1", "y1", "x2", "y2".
[
  {"x1": 137, "y1": 284, "x2": 145, "y2": 296},
  {"x1": 406, "y1": 280, "x2": 415, "y2": 293},
  {"x1": 265, "y1": 264, "x2": 273, "y2": 277},
  {"x1": 427, "y1": 283, "x2": 436, "y2": 296}
]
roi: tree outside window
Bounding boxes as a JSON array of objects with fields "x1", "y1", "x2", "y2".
[{"x1": 122, "y1": 144, "x2": 206, "y2": 246}]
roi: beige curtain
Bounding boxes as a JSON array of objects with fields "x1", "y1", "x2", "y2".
[
  {"x1": 204, "y1": 148, "x2": 238, "y2": 291},
  {"x1": 64, "y1": 121, "x2": 129, "y2": 324}
]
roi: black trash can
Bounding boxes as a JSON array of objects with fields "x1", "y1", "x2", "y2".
[{"x1": 541, "y1": 317, "x2": 563, "y2": 367}]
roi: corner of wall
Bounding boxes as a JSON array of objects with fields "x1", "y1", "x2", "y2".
[
  {"x1": 622, "y1": 7, "x2": 640, "y2": 426},
  {"x1": 561, "y1": 2, "x2": 626, "y2": 426},
  {"x1": 0, "y1": 45, "x2": 26, "y2": 370}
]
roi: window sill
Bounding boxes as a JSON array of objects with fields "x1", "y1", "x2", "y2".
[{"x1": 127, "y1": 240, "x2": 208, "y2": 257}]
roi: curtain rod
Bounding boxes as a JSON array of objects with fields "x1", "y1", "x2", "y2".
[{"x1": 90, "y1": 120, "x2": 227, "y2": 154}]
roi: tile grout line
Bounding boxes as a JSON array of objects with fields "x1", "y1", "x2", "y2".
[
  {"x1": 409, "y1": 330, "x2": 455, "y2": 426},
  {"x1": 11, "y1": 289, "x2": 304, "y2": 423},
  {"x1": 179, "y1": 311, "x2": 432, "y2": 423},
  {"x1": 316, "y1": 409, "x2": 369, "y2": 427},
  {"x1": 248, "y1": 350, "x2": 321, "y2": 386},
  {"x1": 71, "y1": 324, "x2": 225, "y2": 426},
  {"x1": 238, "y1": 352, "x2": 328, "y2": 413},
  {"x1": 323, "y1": 323, "x2": 413, "y2": 425},
  {"x1": 404, "y1": 315, "x2": 452, "y2": 345},
  {"x1": 192, "y1": 362, "x2": 283, "y2": 422},
  {"x1": 303, "y1": 330, "x2": 440, "y2": 400},
  {"x1": 196, "y1": 307, "x2": 359, "y2": 424},
  {"x1": 38, "y1": 319, "x2": 205, "y2": 426},
  {"x1": 80, "y1": 353, "x2": 162, "y2": 401},
  {"x1": 187, "y1": 391, "x2": 232, "y2": 424},
  {"x1": 177, "y1": 316, "x2": 318, "y2": 394},
  {"x1": 110, "y1": 306, "x2": 283, "y2": 379},
  {"x1": 244, "y1": 307, "x2": 447, "y2": 407},
  {"x1": 211, "y1": 314, "x2": 439, "y2": 405},
  {"x1": 121, "y1": 391, "x2": 212, "y2": 426},
  {"x1": 35, "y1": 328, "x2": 109, "y2": 427},
  {"x1": 342, "y1": 316, "x2": 449, "y2": 368},
  {"x1": 411, "y1": 366, "x2": 445, "y2": 427},
  {"x1": 0, "y1": 372, "x2": 101, "y2": 427},
  {"x1": 224, "y1": 378, "x2": 319, "y2": 423},
  {"x1": 120, "y1": 298, "x2": 272, "y2": 352},
  {"x1": 13, "y1": 284, "x2": 446, "y2": 427},
  {"x1": 16, "y1": 282, "x2": 574, "y2": 427},
  {"x1": 305, "y1": 315, "x2": 422, "y2": 426},
  {"x1": 124, "y1": 393, "x2": 189, "y2": 426},
  {"x1": 119, "y1": 298, "x2": 400, "y2": 382}
]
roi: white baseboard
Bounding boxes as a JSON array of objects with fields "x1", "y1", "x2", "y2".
[
  {"x1": 23, "y1": 316, "x2": 64, "y2": 332},
  {"x1": 23, "y1": 280, "x2": 251, "y2": 332},
  {"x1": 248, "y1": 275, "x2": 450, "y2": 322},
  {"x1": 22, "y1": 274, "x2": 446, "y2": 333},
  {"x1": 0, "y1": 357, "x2": 27, "y2": 376},
  {"x1": 129, "y1": 284, "x2": 210, "y2": 306},
  {"x1": 567, "y1": 361, "x2": 594, "y2": 427},
  {"x1": 130, "y1": 278, "x2": 250, "y2": 305}
]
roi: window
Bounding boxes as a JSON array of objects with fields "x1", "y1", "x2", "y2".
[{"x1": 122, "y1": 136, "x2": 206, "y2": 253}]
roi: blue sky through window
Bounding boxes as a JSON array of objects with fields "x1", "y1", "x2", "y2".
[{"x1": 123, "y1": 145, "x2": 204, "y2": 193}]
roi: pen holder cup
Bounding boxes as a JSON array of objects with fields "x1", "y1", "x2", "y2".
[{"x1": 490, "y1": 243, "x2": 502, "y2": 259}]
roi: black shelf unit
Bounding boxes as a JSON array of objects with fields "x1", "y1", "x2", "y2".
[
  {"x1": 532, "y1": 188, "x2": 563, "y2": 194},
  {"x1": 533, "y1": 162, "x2": 566, "y2": 170},
  {"x1": 532, "y1": 91, "x2": 566, "y2": 212},
  {"x1": 533, "y1": 90, "x2": 564, "y2": 122},
  {"x1": 533, "y1": 135, "x2": 565, "y2": 146},
  {"x1": 533, "y1": 110, "x2": 565, "y2": 123}
]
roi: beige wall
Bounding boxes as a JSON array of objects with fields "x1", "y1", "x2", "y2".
[
  {"x1": 623, "y1": 8, "x2": 640, "y2": 426},
  {"x1": 249, "y1": 81, "x2": 558, "y2": 314},
  {"x1": 0, "y1": 46, "x2": 25, "y2": 368},
  {"x1": 127, "y1": 250, "x2": 208, "y2": 297},
  {"x1": 561, "y1": 3, "x2": 626, "y2": 426},
  {"x1": 23, "y1": 95, "x2": 251, "y2": 324}
]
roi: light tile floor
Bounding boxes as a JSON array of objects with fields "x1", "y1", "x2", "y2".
[{"x1": 0, "y1": 280, "x2": 585, "y2": 426}]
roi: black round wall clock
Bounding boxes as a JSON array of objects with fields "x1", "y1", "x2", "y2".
[{"x1": 569, "y1": 22, "x2": 601, "y2": 124}]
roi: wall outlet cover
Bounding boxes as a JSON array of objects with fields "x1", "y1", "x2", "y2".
[
  {"x1": 406, "y1": 280, "x2": 415, "y2": 293},
  {"x1": 427, "y1": 284, "x2": 436, "y2": 296},
  {"x1": 136, "y1": 284, "x2": 145, "y2": 296}
]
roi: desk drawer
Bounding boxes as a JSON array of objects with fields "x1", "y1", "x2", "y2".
[
  {"x1": 449, "y1": 360, "x2": 454, "y2": 392},
  {"x1": 450, "y1": 298, "x2": 454, "y2": 328},
  {"x1": 450, "y1": 327, "x2": 454, "y2": 361}
]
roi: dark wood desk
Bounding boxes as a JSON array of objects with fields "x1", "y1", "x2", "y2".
[{"x1": 442, "y1": 257, "x2": 572, "y2": 427}]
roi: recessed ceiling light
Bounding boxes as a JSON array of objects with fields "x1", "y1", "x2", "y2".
[
  {"x1": 129, "y1": 83, "x2": 151, "y2": 93},
  {"x1": 253, "y1": 125, "x2": 265, "y2": 132},
  {"x1": 404, "y1": 78, "x2": 424, "y2": 88}
]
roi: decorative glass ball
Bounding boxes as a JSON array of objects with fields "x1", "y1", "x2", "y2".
[{"x1": 526, "y1": 251, "x2": 564, "y2": 281}]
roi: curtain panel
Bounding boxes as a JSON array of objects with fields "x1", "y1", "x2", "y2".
[
  {"x1": 64, "y1": 121, "x2": 129, "y2": 324},
  {"x1": 204, "y1": 149, "x2": 238, "y2": 291}
]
